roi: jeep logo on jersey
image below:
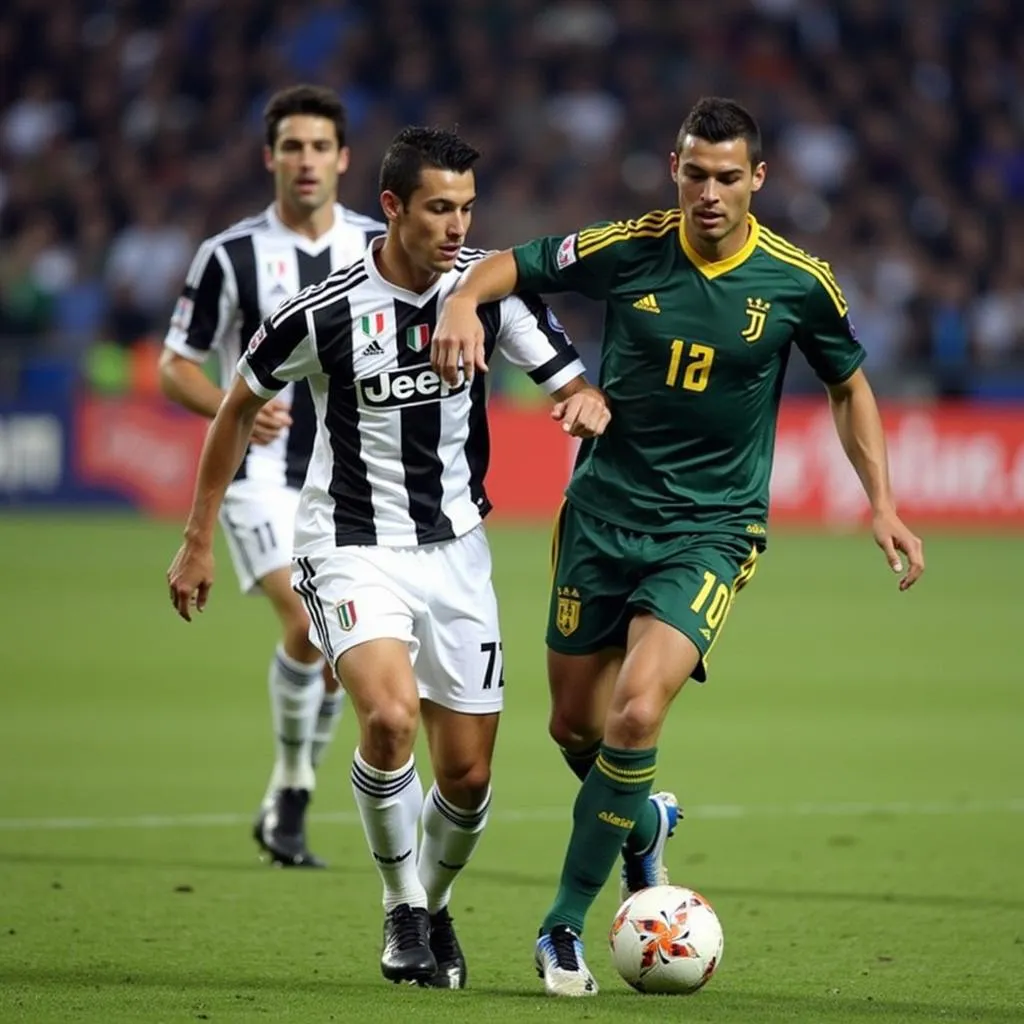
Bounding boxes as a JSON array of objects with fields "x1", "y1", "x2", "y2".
[{"x1": 357, "y1": 366, "x2": 467, "y2": 408}]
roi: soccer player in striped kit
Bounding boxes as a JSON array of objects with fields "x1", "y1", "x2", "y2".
[
  {"x1": 167, "y1": 126, "x2": 610, "y2": 987},
  {"x1": 161, "y1": 85, "x2": 383, "y2": 868}
]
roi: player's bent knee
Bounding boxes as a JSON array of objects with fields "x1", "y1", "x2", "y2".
[
  {"x1": 548, "y1": 710, "x2": 601, "y2": 752},
  {"x1": 604, "y1": 695, "x2": 666, "y2": 749},
  {"x1": 361, "y1": 701, "x2": 419, "y2": 763},
  {"x1": 435, "y1": 759, "x2": 492, "y2": 807}
]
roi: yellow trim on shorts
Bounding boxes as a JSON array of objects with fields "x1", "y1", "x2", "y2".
[
  {"x1": 703, "y1": 544, "x2": 759, "y2": 665},
  {"x1": 549, "y1": 498, "x2": 568, "y2": 586}
]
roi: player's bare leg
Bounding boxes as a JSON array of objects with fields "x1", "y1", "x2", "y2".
[
  {"x1": 547, "y1": 647, "x2": 620, "y2": 781},
  {"x1": 249, "y1": 567, "x2": 330, "y2": 867},
  {"x1": 548, "y1": 642, "x2": 679, "y2": 887},
  {"x1": 416, "y1": 701, "x2": 499, "y2": 989},
  {"x1": 536, "y1": 617, "x2": 692, "y2": 996},
  {"x1": 602, "y1": 617, "x2": 687, "y2": 897},
  {"x1": 338, "y1": 638, "x2": 434, "y2": 985}
]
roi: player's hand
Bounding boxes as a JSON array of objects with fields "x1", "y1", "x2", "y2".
[
  {"x1": 872, "y1": 509, "x2": 924, "y2": 591},
  {"x1": 251, "y1": 399, "x2": 292, "y2": 445},
  {"x1": 432, "y1": 296, "x2": 487, "y2": 387},
  {"x1": 167, "y1": 540, "x2": 215, "y2": 622},
  {"x1": 551, "y1": 388, "x2": 611, "y2": 438}
]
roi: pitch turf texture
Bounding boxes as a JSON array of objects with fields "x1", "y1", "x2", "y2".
[{"x1": 1, "y1": 516, "x2": 1022, "y2": 1023}]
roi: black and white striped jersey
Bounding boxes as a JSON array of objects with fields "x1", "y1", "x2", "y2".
[
  {"x1": 163, "y1": 202, "x2": 384, "y2": 489},
  {"x1": 238, "y1": 239, "x2": 587, "y2": 551}
]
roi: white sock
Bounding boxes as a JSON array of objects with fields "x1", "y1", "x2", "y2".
[
  {"x1": 311, "y1": 689, "x2": 345, "y2": 769},
  {"x1": 351, "y1": 751, "x2": 426, "y2": 912},
  {"x1": 262, "y1": 645, "x2": 323, "y2": 802},
  {"x1": 417, "y1": 783, "x2": 492, "y2": 914}
]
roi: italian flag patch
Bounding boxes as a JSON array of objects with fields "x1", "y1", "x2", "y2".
[
  {"x1": 360, "y1": 311, "x2": 388, "y2": 338},
  {"x1": 406, "y1": 324, "x2": 431, "y2": 352},
  {"x1": 336, "y1": 600, "x2": 357, "y2": 631}
]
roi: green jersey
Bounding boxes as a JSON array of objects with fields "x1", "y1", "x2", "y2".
[{"x1": 513, "y1": 210, "x2": 865, "y2": 541}]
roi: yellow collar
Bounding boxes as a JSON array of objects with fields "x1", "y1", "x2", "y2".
[{"x1": 679, "y1": 214, "x2": 760, "y2": 279}]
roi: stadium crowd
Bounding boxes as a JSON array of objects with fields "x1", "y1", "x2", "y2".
[{"x1": 1, "y1": 0, "x2": 1023, "y2": 397}]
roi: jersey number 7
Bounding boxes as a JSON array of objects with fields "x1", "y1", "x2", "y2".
[{"x1": 480, "y1": 641, "x2": 505, "y2": 690}]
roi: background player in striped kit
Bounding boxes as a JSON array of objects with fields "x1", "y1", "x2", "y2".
[
  {"x1": 166, "y1": 126, "x2": 610, "y2": 988},
  {"x1": 433, "y1": 96, "x2": 925, "y2": 996},
  {"x1": 160, "y1": 85, "x2": 383, "y2": 868}
]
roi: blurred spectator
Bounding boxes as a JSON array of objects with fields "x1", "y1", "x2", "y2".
[
  {"x1": 1, "y1": 72, "x2": 72, "y2": 159},
  {"x1": 104, "y1": 196, "x2": 191, "y2": 346},
  {"x1": 0, "y1": 0, "x2": 1022, "y2": 399}
]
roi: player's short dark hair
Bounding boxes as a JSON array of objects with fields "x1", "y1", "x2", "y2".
[
  {"x1": 263, "y1": 84, "x2": 347, "y2": 149},
  {"x1": 677, "y1": 97, "x2": 762, "y2": 167},
  {"x1": 379, "y1": 126, "x2": 481, "y2": 204}
]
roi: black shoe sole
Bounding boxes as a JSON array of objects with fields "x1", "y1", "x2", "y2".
[
  {"x1": 416, "y1": 969, "x2": 466, "y2": 989},
  {"x1": 263, "y1": 848, "x2": 327, "y2": 868}
]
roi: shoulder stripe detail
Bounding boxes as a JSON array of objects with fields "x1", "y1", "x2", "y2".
[
  {"x1": 578, "y1": 208, "x2": 677, "y2": 242},
  {"x1": 299, "y1": 272, "x2": 369, "y2": 325},
  {"x1": 578, "y1": 222, "x2": 679, "y2": 258},
  {"x1": 268, "y1": 263, "x2": 368, "y2": 328},
  {"x1": 454, "y1": 246, "x2": 495, "y2": 270},
  {"x1": 577, "y1": 210, "x2": 678, "y2": 253},
  {"x1": 758, "y1": 225, "x2": 841, "y2": 281},
  {"x1": 577, "y1": 211, "x2": 681, "y2": 258},
  {"x1": 757, "y1": 227, "x2": 847, "y2": 312},
  {"x1": 757, "y1": 237, "x2": 848, "y2": 316}
]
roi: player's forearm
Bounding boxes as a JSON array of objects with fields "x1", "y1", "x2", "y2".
[
  {"x1": 828, "y1": 375, "x2": 896, "y2": 514},
  {"x1": 449, "y1": 250, "x2": 519, "y2": 306},
  {"x1": 183, "y1": 398, "x2": 260, "y2": 545},
  {"x1": 551, "y1": 376, "x2": 603, "y2": 402},
  {"x1": 159, "y1": 351, "x2": 225, "y2": 419}
]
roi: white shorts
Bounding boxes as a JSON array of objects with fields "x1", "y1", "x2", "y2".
[
  {"x1": 292, "y1": 526, "x2": 504, "y2": 715},
  {"x1": 219, "y1": 480, "x2": 300, "y2": 595}
]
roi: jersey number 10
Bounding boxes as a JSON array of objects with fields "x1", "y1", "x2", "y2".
[{"x1": 665, "y1": 339, "x2": 714, "y2": 393}]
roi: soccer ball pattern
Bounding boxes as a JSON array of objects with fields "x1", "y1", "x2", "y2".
[{"x1": 609, "y1": 885, "x2": 724, "y2": 994}]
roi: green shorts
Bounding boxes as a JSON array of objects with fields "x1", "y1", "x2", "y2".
[{"x1": 546, "y1": 502, "x2": 760, "y2": 681}]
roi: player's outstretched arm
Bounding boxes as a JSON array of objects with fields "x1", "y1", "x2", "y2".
[
  {"x1": 159, "y1": 349, "x2": 225, "y2": 418},
  {"x1": 167, "y1": 375, "x2": 268, "y2": 621},
  {"x1": 158, "y1": 349, "x2": 293, "y2": 446},
  {"x1": 433, "y1": 250, "x2": 520, "y2": 386},
  {"x1": 550, "y1": 377, "x2": 610, "y2": 438},
  {"x1": 826, "y1": 369, "x2": 925, "y2": 591}
]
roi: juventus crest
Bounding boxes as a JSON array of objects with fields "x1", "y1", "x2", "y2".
[{"x1": 741, "y1": 297, "x2": 771, "y2": 344}]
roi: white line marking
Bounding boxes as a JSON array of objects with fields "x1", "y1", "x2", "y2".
[{"x1": 0, "y1": 799, "x2": 1021, "y2": 833}]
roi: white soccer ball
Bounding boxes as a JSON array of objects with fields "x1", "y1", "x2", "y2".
[{"x1": 608, "y1": 885, "x2": 724, "y2": 994}]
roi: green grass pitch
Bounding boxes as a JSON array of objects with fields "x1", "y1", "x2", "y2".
[{"x1": 1, "y1": 515, "x2": 1022, "y2": 1022}]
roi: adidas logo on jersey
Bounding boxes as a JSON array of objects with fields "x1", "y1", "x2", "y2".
[
  {"x1": 361, "y1": 339, "x2": 385, "y2": 357},
  {"x1": 357, "y1": 366, "x2": 467, "y2": 409},
  {"x1": 632, "y1": 293, "x2": 661, "y2": 313}
]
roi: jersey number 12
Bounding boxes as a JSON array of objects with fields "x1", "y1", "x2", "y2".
[{"x1": 665, "y1": 339, "x2": 714, "y2": 393}]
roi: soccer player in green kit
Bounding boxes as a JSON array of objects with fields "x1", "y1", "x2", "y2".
[{"x1": 432, "y1": 96, "x2": 925, "y2": 996}]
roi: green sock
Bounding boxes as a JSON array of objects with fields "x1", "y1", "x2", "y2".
[
  {"x1": 559, "y1": 738, "x2": 602, "y2": 782},
  {"x1": 541, "y1": 744, "x2": 657, "y2": 936},
  {"x1": 624, "y1": 797, "x2": 660, "y2": 855},
  {"x1": 561, "y1": 740, "x2": 660, "y2": 850}
]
